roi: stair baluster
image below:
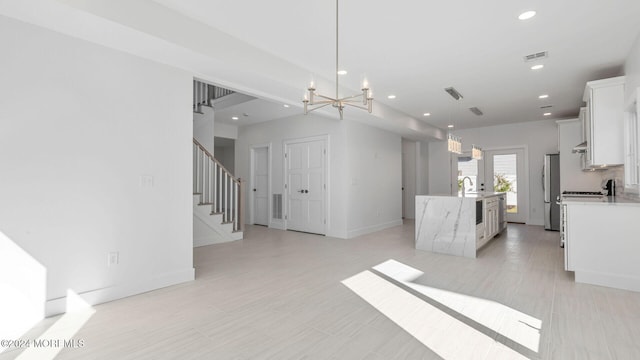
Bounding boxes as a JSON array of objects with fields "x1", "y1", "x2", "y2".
[{"x1": 193, "y1": 139, "x2": 243, "y2": 233}]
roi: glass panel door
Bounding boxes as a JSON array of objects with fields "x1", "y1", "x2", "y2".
[
  {"x1": 454, "y1": 153, "x2": 485, "y2": 194},
  {"x1": 484, "y1": 148, "x2": 527, "y2": 223},
  {"x1": 493, "y1": 154, "x2": 518, "y2": 213}
]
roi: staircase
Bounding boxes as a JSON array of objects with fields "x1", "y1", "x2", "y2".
[
  {"x1": 193, "y1": 138, "x2": 243, "y2": 245},
  {"x1": 193, "y1": 80, "x2": 235, "y2": 114}
]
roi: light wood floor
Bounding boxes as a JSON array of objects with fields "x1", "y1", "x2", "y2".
[{"x1": 4, "y1": 222, "x2": 640, "y2": 359}]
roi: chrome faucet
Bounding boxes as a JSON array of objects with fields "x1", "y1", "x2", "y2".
[{"x1": 461, "y1": 176, "x2": 473, "y2": 196}]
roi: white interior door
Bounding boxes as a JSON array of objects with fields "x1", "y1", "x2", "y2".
[
  {"x1": 252, "y1": 146, "x2": 269, "y2": 226},
  {"x1": 484, "y1": 148, "x2": 527, "y2": 223},
  {"x1": 285, "y1": 139, "x2": 326, "y2": 235}
]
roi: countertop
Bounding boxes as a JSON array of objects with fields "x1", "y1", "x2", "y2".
[
  {"x1": 418, "y1": 192, "x2": 505, "y2": 200},
  {"x1": 562, "y1": 195, "x2": 640, "y2": 206}
]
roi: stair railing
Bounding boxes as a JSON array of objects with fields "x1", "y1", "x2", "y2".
[
  {"x1": 193, "y1": 80, "x2": 235, "y2": 114},
  {"x1": 193, "y1": 138, "x2": 243, "y2": 233}
]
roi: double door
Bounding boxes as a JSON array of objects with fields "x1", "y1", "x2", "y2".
[{"x1": 285, "y1": 138, "x2": 326, "y2": 235}]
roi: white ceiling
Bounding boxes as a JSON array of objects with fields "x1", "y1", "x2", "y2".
[
  {"x1": 2, "y1": 0, "x2": 640, "y2": 137},
  {"x1": 155, "y1": 0, "x2": 640, "y2": 131}
]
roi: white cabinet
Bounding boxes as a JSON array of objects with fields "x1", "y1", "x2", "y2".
[
  {"x1": 582, "y1": 76, "x2": 625, "y2": 167},
  {"x1": 564, "y1": 200, "x2": 640, "y2": 292},
  {"x1": 484, "y1": 196, "x2": 500, "y2": 240}
]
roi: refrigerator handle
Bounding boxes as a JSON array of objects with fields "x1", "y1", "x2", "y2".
[{"x1": 543, "y1": 156, "x2": 550, "y2": 203}]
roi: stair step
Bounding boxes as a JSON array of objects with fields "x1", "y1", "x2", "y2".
[
  {"x1": 198, "y1": 202, "x2": 214, "y2": 205},
  {"x1": 210, "y1": 212, "x2": 223, "y2": 215},
  {"x1": 221, "y1": 221, "x2": 234, "y2": 225}
]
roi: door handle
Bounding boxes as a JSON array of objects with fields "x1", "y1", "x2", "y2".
[
  {"x1": 298, "y1": 189, "x2": 304, "y2": 193},
  {"x1": 298, "y1": 189, "x2": 309, "y2": 193},
  {"x1": 305, "y1": 190, "x2": 309, "y2": 193},
  {"x1": 253, "y1": 188, "x2": 257, "y2": 192}
]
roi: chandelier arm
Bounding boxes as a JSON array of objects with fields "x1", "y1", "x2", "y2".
[
  {"x1": 340, "y1": 94, "x2": 367, "y2": 101},
  {"x1": 343, "y1": 103, "x2": 370, "y2": 111},
  {"x1": 306, "y1": 103, "x2": 333, "y2": 113},
  {"x1": 314, "y1": 94, "x2": 338, "y2": 102}
]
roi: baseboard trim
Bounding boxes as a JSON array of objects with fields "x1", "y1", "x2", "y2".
[
  {"x1": 575, "y1": 270, "x2": 640, "y2": 292},
  {"x1": 45, "y1": 267, "x2": 195, "y2": 317},
  {"x1": 347, "y1": 219, "x2": 403, "y2": 239}
]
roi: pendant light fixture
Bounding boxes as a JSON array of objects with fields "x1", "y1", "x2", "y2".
[
  {"x1": 445, "y1": 87, "x2": 463, "y2": 154},
  {"x1": 302, "y1": 0, "x2": 373, "y2": 120},
  {"x1": 472, "y1": 144, "x2": 483, "y2": 160}
]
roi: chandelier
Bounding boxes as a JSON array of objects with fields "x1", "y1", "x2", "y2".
[{"x1": 303, "y1": 0, "x2": 373, "y2": 120}]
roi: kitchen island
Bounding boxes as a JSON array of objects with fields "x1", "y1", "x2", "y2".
[{"x1": 415, "y1": 192, "x2": 506, "y2": 258}]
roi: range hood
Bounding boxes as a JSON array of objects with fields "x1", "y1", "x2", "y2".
[{"x1": 572, "y1": 141, "x2": 588, "y2": 153}]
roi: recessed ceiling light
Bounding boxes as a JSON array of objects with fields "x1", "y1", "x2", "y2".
[
  {"x1": 448, "y1": 124, "x2": 454, "y2": 128},
  {"x1": 337, "y1": 70, "x2": 348, "y2": 75},
  {"x1": 423, "y1": 113, "x2": 431, "y2": 117},
  {"x1": 531, "y1": 64, "x2": 544, "y2": 70},
  {"x1": 518, "y1": 10, "x2": 536, "y2": 20},
  {"x1": 543, "y1": 112, "x2": 552, "y2": 116},
  {"x1": 538, "y1": 94, "x2": 549, "y2": 99},
  {"x1": 231, "y1": 116, "x2": 239, "y2": 120},
  {"x1": 387, "y1": 95, "x2": 396, "y2": 99},
  {"x1": 283, "y1": 104, "x2": 290, "y2": 108}
]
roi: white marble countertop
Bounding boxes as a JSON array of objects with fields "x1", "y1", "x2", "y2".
[
  {"x1": 418, "y1": 192, "x2": 505, "y2": 200},
  {"x1": 562, "y1": 195, "x2": 640, "y2": 206}
]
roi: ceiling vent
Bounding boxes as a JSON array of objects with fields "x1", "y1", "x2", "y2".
[
  {"x1": 445, "y1": 87, "x2": 464, "y2": 100},
  {"x1": 524, "y1": 51, "x2": 548, "y2": 62},
  {"x1": 540, "y1": 105, "x2": 553, "y2": 109},
  {"x1": 469, "y1": 107, "x2": 483, "y2": 116}
]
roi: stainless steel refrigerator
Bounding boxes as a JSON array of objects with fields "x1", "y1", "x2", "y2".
[{"x1": 543, "y1": 153, "x2": 560, "y2": 231}]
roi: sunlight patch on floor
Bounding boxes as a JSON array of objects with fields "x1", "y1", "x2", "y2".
[
  {"x1": 16, "y1": 290, "x2": 95, "y2": 360},
  {"x1": 343, "y1": 259, "x2": 543, "y2": 359},
  {"x1": 342, "y1": 270, "x2": 529, "y2": 359},
  {"x1": 373, "y1": 259, "x2": 541, "y2": 353}
]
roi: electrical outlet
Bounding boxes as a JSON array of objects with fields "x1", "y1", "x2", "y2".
[{"x1": 108, "y1": 252, "x2": 119, "y2": 266}]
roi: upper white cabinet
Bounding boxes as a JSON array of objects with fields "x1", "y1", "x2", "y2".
[{"x1": 582, "y1": 76, "x2": 625, "y2": 167}]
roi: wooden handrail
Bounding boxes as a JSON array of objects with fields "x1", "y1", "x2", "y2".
[{"x1": 192, "y1": 138, "x2": 239, "y2": 184}]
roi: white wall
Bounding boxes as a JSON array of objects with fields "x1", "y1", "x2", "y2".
[
  {"x1": 428, "y1": 141, "x2": 455, "y2": 195},
  {"x1": 625, "y1": 31, "x2": 640, "y2": 103},
  {"x1": 402, "y1": 139, "x2": 417, "y2": 219},
  {"x1": 236, "y1": 113, "x2": 348, "y2": 238},
  {"x1": 215, "y1": 122, "x2": 239, "y2": 140},
  {"x1": 416, "y1": 141, "x2": 430, "y2": 195},
  {"x1": 193, "y1": 106, "x2": 214, "y2": 154},
  {"x1": 346, "y1": 121, "x2": 402, "y2": 237},
  {"x1": 428, "y1": 119, "x2": 558, "y2": 225},
  {"x1": 235, "y1": 114, "x2": 403, "y2": 239},
  {"x1": 0, "y1": 17, "x2": 194, "y2": 317}
]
